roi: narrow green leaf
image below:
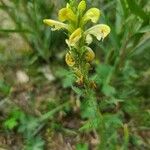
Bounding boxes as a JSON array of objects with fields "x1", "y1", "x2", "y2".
[
  {"x1": 116, "y1": 0, "x2": 124, "y2": 34},
  {"x1": 138, "y1": 25, "x2": 150, "y2": 33},
  {"x1": 0, "y1": 29, "x2": 32, "y2": 33},
  {"x1": 131, "y1": 34, "x2": 150, "y2": 55},
  {"x1": 120, "y1": 0, "x2": 128, "y2": 17},
  {"x1": 96, "y1": 64, "x2": 112, "y2": 83}
]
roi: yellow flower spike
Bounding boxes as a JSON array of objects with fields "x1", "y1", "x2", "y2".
[
  {"x1": 43, "y1": 19, "x2": 68, "y2": 30},
  {"x1": 68, "y1": 28, "x2": 82, "y2": 46},
  {"x1": 78, "y1": 0, "x2": 86, "y2": 12},
  {"x1": 85, "y1": 24, "x2": 111, "y2": 42},
  {"x1": 58, "y1": 8, "x2": 77, "y2": 22},
  {"x1": 85, "y1": 47, "x2": 95, "y2": 62},
  {"x1": 83, "y1": 8, "x2": 100, "y2": 24},
  {"x1": 65, "y1": 52, "x2": 75, "y2": 67}
]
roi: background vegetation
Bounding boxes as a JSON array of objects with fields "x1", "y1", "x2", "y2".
[{"x1": 0, "y1": 0, "x2": 149, "y2": 150}]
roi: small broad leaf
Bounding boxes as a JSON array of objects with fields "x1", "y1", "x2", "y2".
[
  {"x1": 76, "y1": 143, "x2": 88, "y2": 150},
  {"x1": 81, "y1": 90, "x2": 97, "y2": 118},
  {"x1": 4, "y1": 118, "x2": 18, "y2": 129},
  {"x1": 0, "y1": 80, "x2": 11, "y2": 96},
  {"x1": 25, "y1": 136, "x2": 45, "y2": 150},
  {"x1": 102, "y1": 84, "x2": 116, "y2": 97},
  {"x1": 79, "y1": 118, "x2": 101, "y2": 132},
  {"x1": 103, "y1": 114, "x2": 123, "y2": 129},
  {"x1": 56, "y1": 68, "x2": 76, "y2": 88},
  {"x1": 106, "y1": 98, "x2": 124, "y2": 105},
  {"x1": 3, "y1": 108, "x2": 24, "y2": 130},
  {"x1": 72, "y1": 86, "x2": 83, "y2": 96},
  {"x1": 81, "y1": 99, "x2": 97, "y2": 119}
]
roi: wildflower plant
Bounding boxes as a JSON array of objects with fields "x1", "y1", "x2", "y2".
[
  {"x1": 43, "y1": 0, "x2": 110, "y2": 88},
  {"x1": 44, "y1": 0, "x2": 111, "y2": 148}
]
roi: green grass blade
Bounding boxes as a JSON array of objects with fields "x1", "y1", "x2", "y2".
[
  {"x1": 0, "y1": 29, "x2": 32, "y2": 33},
  {"x1": 126, "y1": 0, "x2": 148, "y2": 21}
]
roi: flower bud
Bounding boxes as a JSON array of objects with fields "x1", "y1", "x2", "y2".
[
  {"x1": 74, "y1": 68, "x2": 82, "y2": 77},
  {"x1": 78, "y1": 0, "x2": 86, "y2": 12},
  {"x1": 85, "y1": 47, "x2": 95, "y2": 62},
  {"x1": 76, "y1": 75, "x2": 84, "y2": 85},
  {"x1": 90, "y1": 81, "x2": 97, "y2": 89},
  {"x1": 65, "y1": 52, "x2": 75, "y2": 67},
  {"x1": 83, "y1": 8, "x2": 100, "y2": 24}
]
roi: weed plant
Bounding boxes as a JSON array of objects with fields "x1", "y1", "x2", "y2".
[{"x1": 0, "y1": 0, "x2": 149, "y2": 149}]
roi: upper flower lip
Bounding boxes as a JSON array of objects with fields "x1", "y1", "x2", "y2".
[
  {"x1": 85, "y1": 24, "x2": 111, "y2": 43},
  {"x1": 78, "y1": 0, "x2": 86, "y2": 12},
  {"x1": 43, "y1": 19, "x2": 68, "y2": 30},
  {"x1": 67, "y1": 28, "x2": 82, "y2": 47},
  {"x1": 58, "y1": 8, "x2": 77, "y2": 22},
  {"x1": 82, "y1": 8, "x2": 101, "y2": 24}
]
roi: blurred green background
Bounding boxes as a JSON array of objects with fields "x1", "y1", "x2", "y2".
[{"x1": 0, "y1": 0, "x2": 150, "y2": 150}]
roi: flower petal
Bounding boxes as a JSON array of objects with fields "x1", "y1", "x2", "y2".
[
  {"x1": 58, "y1": 8, "x2": 77, "y2": 22},
  {"x1": 85, "y1": 24, "x2": 111, "y2": 41},
  {"x1": 68, "y1": 28, "x2": 82, "y2": 46},
  {"x1": 86, "y1": 34, "x2": 93, "y2": 44},
  {"x1": 83, "y1": 8, "x2": 100, "y2": 24},
  {"x1": 43, "y1": 19, "x2": 68, "y2": 30}
]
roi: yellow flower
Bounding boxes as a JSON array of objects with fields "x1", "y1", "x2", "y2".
[
  {"x1": 78, "y1": 0, "x2": 86, "y2": 12},
  {"x1": 43, "y1": 19, "x2": 68, "y2": 30},
  {"x1": 68, "y1": 28, "x2": 82, "y2": 46},
  {"x1": 65, "y1": 52, "x2": 75, "y2": 67},
  {"x1": 58, "y1": 8, "x2": 77, "y2": 22},
  {"x1": 85, "y1": 24, "x2": 111, "y2": 43},
  {"x1": 83, "y1": 8, "x2": 100, "y2": 24},
  {"x1": 85, "y1": 47, "x2": 95, "y2": 62}
]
